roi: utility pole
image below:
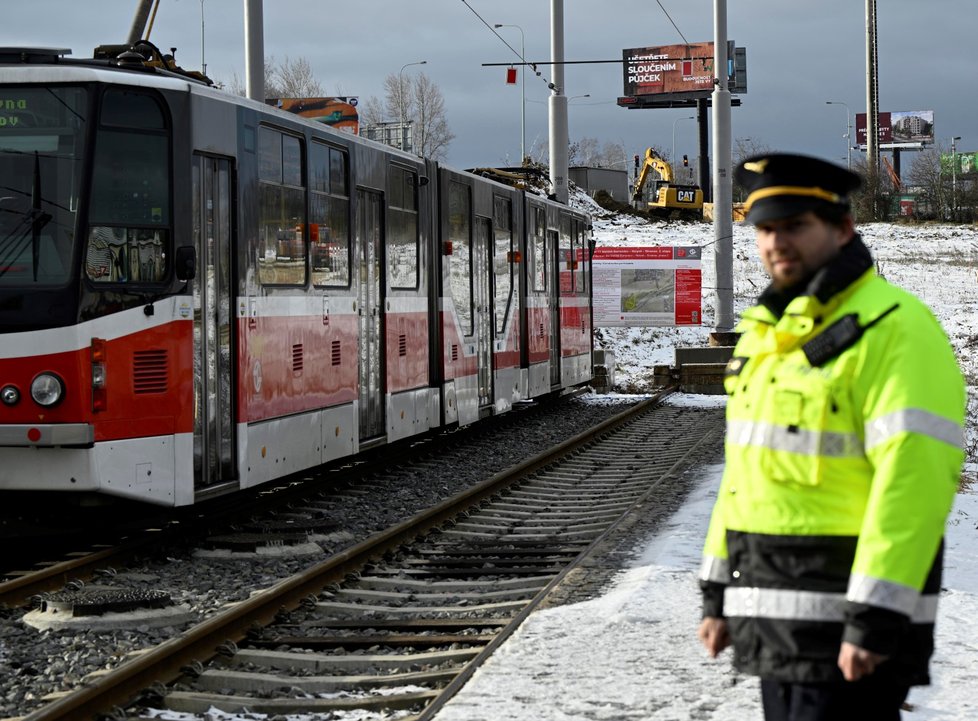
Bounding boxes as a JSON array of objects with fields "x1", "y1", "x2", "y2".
[
  {"x1": 548, "y1": 0, "x2": 568, "y2": 204},
  {"x1": 712, "y1": 0, "x2": 734, "y2": 336},
  {"x1": 244, "y1": 0, "x2": 264, "y2": 102},
  {"x1": 866, "y1": 0, "x2": 879, "y2": 175}
]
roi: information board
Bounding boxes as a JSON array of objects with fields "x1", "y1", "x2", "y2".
[{"x1": 592, "y1": 246, "x2": 702, "y2": 327}]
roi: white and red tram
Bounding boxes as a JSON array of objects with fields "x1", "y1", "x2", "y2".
[{"x1": 0, "y1": 46, "x2": 593, "y2": 506}]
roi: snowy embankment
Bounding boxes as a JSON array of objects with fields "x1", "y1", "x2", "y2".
[{"x1": 576, "y1": 189, "x2": 978, "y2": 475}]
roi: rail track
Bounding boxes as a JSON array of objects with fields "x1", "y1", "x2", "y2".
[
  {"x1": 0, "y1": 393, "x2": 594, "y2": 609},
  {"x1": 16, "y1": 391, "x2": 725, "y2": 720}
]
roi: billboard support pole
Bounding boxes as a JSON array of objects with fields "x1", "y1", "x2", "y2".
[
  {"x1": 712, "y1": 0, "x2": 734, "y2": 335},
  {"x1": 866, "y1": 0, "x2": 879, "y2": 177}
]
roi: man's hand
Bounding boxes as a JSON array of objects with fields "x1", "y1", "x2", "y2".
[
  {"x1": 838, "y1": 641, "x2": 888, "y2": 681},
  {"x1": 698, "y1": 616, "x2": 731, "y2": 658}
]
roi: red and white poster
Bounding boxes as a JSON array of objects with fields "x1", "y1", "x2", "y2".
[{"x1": 592, "y1": 246, "x2": 702, "y2": 327}]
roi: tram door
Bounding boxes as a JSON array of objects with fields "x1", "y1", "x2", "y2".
[
  {"x1": 357, "y1": 189, "x2": 385, "y2": 439},
  {"x1": 192, "y1": 155, "x2": 236, "y2": 489},
  {"x1": 547, "y1": 229, "x2": 561, "y2": 386},
  {"x1": 474, "y1": 217, "x2": 493, "y2": 407}
]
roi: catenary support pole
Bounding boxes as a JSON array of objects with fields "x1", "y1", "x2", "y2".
[
  {"x1": 548, "y1": 0, "x2": 568, "y2": 204},
  {"x1": 712, "y1": 0, "x2": 734, "y2": 334},
  {"x1": 244, "y1": 0, "x2": 264, "y2": 102}
]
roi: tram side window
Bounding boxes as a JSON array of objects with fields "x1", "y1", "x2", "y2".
[
  {"x1": 493, "y1": 196, "x2": 513, "y2": 334},
  {"x1": 531, "y1": 207, "x2": 546, "y2": 292},
  {"x1": 310, "y1": 143, "x2": 350, "y2": 287},
  {"x1": 573, "y1": 221, "x2": 585, "y2": 293},
  {"x1": 257, "y1": 127, "x2": 306, "y2": 286},
  {"x1": 558, "y1": 213, "x2": 573, "y2": 295},
  {"x1": 575, "y1": 220, "x2": 590, "y2": 294},
  {"x1": 86, "y1": 89, "x2": 169, "y2": 284},
  {"x1": 448, "y1": 182, "x2": 472, "y2": 335},
  {"x1": 388, "y1": 166, "x2": 419, "y2": 289}
]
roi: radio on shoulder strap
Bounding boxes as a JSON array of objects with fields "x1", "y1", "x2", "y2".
[{"x1": 802, "y1": 304, "x2": 899, "y2": 367}]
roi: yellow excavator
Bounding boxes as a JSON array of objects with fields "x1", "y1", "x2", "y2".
[{"x1": 632, "y1": 147, "x2": 703, "y2": 219}]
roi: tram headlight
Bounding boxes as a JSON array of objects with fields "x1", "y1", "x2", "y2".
[
  {"x1": 30, "y1": 373, "x2": 65, "y2": 408},
  {"x1": 1, "y1": 385, "x2": 19, "y2": 406}
]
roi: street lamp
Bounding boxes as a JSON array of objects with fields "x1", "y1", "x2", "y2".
[
  {"x1": 398, "y1": 60, "x2": 427, "y2": 151},
  {"x1": 200, "y1": 0, "x2": 206, "y2": 75},
  {"x1": 951, "y1": 135, "x2": 961, "y2": 218},
  {"x1": 672, "y1": 115, "x2": 694, "y2": 166},
  {"x1": 568, "y1": 94, "x2": 590, "y2": 102},
  {"x1": 494, "y1": 23, "x2": 525, "y2": 164},
  {"x1": 826, "y1": 101, "x2": 852, "y2": 169}
]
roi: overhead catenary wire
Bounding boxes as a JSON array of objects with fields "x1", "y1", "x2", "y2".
[
  {"x1": 656, "y1": 0, "x2": 690, "y2": 46},
  {"x1": 459, "y1": 0, "x2": 558, "y2": 92}
]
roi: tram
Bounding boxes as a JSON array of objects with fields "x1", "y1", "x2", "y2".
[{"x1": 0, "y1": 45, "x2": 593, "y2": 506}]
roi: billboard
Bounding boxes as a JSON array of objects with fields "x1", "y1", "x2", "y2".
[
  {"x1": 622, "y1": 43, "x2": 716, "y2": 98},
  {"x1": 856, "y1": 110, "x2": 934, "y2": 147},
  {"x1": 592, "y1": 246, "x2": 701, "y2": 327},
  {"x1": 267, "y1": 97, "x2": 360, "y2": 134},
  {"x1": 941, "y1": 151, "x2": 978, "y2": 177}
]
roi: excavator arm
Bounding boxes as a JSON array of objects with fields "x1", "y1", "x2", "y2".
[{"x1": 632, "y1": 147, "x2": 674, "y2": 200}]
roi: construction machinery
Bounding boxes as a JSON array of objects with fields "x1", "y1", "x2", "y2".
[{"x1": 632, "y1": 147, "x2": 703, "y2": 219}]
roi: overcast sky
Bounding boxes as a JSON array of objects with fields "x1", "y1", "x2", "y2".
[{"x1": 2, "y1": 1, "x2": 973, "y2": 171}]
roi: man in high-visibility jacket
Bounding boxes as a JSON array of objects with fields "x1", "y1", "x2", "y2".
[{"x1": 697, "y1": 153, "x2": 965, "y2": 721}]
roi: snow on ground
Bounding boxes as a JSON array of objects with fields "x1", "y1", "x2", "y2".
[
  {"x1": 434, "y1": 415, "x2": 978, "y2": 721},
  {"x1": 433, "y1": 199, "x2": 978, "y2": 720},
  {"x1": 145, "y1": 195, "x2": 978, "y2": 720}
]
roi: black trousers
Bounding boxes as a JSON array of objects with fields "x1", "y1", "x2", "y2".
[{"x1": 760, "y1": 676, "x2": 910, "y2": 721}]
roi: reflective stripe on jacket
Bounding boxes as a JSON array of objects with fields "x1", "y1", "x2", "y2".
[{"x1": 700, "y1": 236, "x2": 965, "y2": 684}]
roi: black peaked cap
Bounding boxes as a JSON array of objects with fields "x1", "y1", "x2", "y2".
[{"x1": 735, "y1": 153, "x2": 861, "y2": 224}]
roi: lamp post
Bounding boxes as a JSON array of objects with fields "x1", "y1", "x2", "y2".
[
  {"x1": 200, "y1": 0, "x2": 206, "y2": 75},
  {"x1": 951, "y1": 135, "x2": 961, "y2": 218},
  {"x1": 569, "y1": 94, "x2": 590, "y2": 102},
  {"x1": 672, "y1": 115, "x2": 695, "y2": 166},
  {"x1": 398, "y1": 60, "x2": 427, "y2": 152},
  {"x1": 826, "y1": 101, "x2": 852, "y2": 169},
  {"x1": 494, "y1": 23, "x2": 525, "y2": 164}
]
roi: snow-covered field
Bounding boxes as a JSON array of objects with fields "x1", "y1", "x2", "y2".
[{"x1": 580, "y1": 191, "x2": 978, "y2": 474}]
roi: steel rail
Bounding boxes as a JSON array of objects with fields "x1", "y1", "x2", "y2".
[{"x1": 1, "y1": 391, "x2": 584, "y2": 610}]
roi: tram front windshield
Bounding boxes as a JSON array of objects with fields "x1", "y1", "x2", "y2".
[{"x1": 0, "y1": 86, "x2": 87, "y2": 288}]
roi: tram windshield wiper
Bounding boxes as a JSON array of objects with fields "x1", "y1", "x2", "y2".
[{"x1": 0, "y1": 152, "x2": 53, "y2": 281}]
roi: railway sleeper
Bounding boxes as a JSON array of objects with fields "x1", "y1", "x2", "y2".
[
  {"x1": 192, "y1": 665, "x2": 460, "y2": 693},
  {"x1": 328, "y1": 585, "x2": 545, "y2": 604},
  {"x1": 163, "y1": 688, "x2": 437, "y2": 715},
  {"x1": 249, "y1": 632, "x2": 496, "y2": 649},
  {"x1": 352, "y1": 574, "x2": 556, "y2": 591},
  {"x1": 313, "y1": 599, "x2": 524, "y2": 617},
  {"x1": 227, "y1": 647, "x2": 481, "y2": 673}
]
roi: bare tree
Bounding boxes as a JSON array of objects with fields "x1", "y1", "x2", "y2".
[
  {"x1": 366, "y1": 72, "x2": 454, "y2": 160},
  {"x1": 411, "y1": 74, "x2": 454, "y2": 160},
  {"x1": 906, "y1": 147, "x2": 947, "y2": 220},
  {"x1": 850, "y1": 157, "x2": 895, "y2": 222},
  {"x1": 226, "y1": 56, "x2": 321, "y2": 99},
  {"x1": 357, "y1": 96, "x2": 387, "y2": 129},
  {"x1": 273, "y1": 55, "x2": 323, "y2": 97}
]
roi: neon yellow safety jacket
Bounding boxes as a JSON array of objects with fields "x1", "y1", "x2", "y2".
[{"x1": 699, "y1": 235, "x2": 965, "y2": 684}]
